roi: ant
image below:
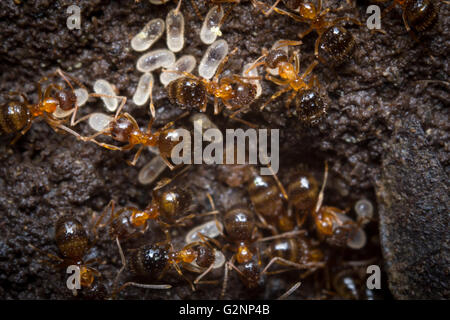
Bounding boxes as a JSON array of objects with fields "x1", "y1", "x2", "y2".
[
  {"x1": 166, "y1": 48, "x2": 259, "y2": 126},
  {"x1": 251, "y1": 0, "x2": 361, "y2": 65},
  {"x1": 29, "y1": 215, "x2": 103, "y2": 295},
  {"x1": 112, "y1": 234, "x2": 220, "y2": 296},
  {"x1": 247, "y1": 41, "x2": 326, "y2": 124},
  {"x1": 312, "y1": 162, "x2": 367, "y2": 249},
  {"x1": 375, "y1": 0, "x2": 441, "y2": 36},
  {"x1": 93, "y1": 185, "x2": 219, "y2": 242},
  {"x1": 0, "y1": 69, "x2": 91, "y2": 144},
  {"x1": 71, "y1": 108, "x2": 187, "y2": 167}
]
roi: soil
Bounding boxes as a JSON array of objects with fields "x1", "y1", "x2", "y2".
[{"x1": 0, "y1": 0, "x2": 448, "y2": 299}]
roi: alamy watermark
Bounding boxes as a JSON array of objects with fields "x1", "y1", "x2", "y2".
[{"x1": 169, "y1": 118, "x2": 279, "y2": 175}]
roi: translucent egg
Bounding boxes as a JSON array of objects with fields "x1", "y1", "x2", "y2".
[
  {"x1": 88, "y1": 112, "x2": 113, "y2": 132},
  {"x1": 166, "y1": 9, "x2": 184, "y2": 52},
  {"x1": 136, "y1": 49, "x2": 176, "y2": 73},
  {"x1": 93, "y1": 79, "x2": 119, "y2": 112},
  {"x1": 354, "y1": 199, "x2": 374, "y2": 223},
  {"x1": 347, "y1": 228, "x2": 367, "y2": 250},
  {"x1": 132, "y1": 73, "x2": 154, "y2": 106},
  {"x1": 198, "y1": 40, "x2": 228, "y2": 80},
  {"x1": 138, "y1": 156, "x2": 167, "y2": 185},
  {"x1": 268, "y1": 40, "x2": 289, "y2": 76},
  {"x1": 160, "y1": 55, "x2": 196, "y2": 87},
  {"x1": 242, "y1": 62, "x2": 262, "y2": 98},
  {"x1": 190, "y1": 113, "x2": 222, "y2": 143},
  {"x1": 185, "y1": 220, "x2": 224, "y2": 244},
  {"x1": 200, "y1": 5, "x2": 224, "y2": 44},
  {"x1": 131, "y1": 18, "x2": 165, "y2": 52}
]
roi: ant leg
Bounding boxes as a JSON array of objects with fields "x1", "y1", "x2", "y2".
[
  {"x1": 160, "y1": 154, "x2": 175, "y2": 170},
  {"x1": 214, "y1": 96, "x2": 220, "y2": 115},
  {"x1": 300, "y1": 60, "x2": 319, "y2": 80},
  {"x1": 272, "y1": 7, "x2": 305, "y2": 23},
  {"x1": 257, "y1": 229, "x2": 306, "y2": 242},
  {"x1": 148, "y1": 80, "x2": 156, "y2": 118},
  {"x1": 213, "y1": 48, "x2": 238, "y2": 83},
  {"x1": 113, "y1": 282, "x2": 171, "y2": 299},
  {"x1": 88, "y1": 93, "x2": 127, "y2": 120},
  {"x1": 314, "y1": 161, "x2": 329, "y2": 215},
  {"x1": 43, "y1": 84, "x2": 63, "y2": 99},
  {"x1": 188, "y1": 0, "x2": 203, "y2": 20},
  {"x1": 277, "y1": 281, "x2": 301, "y2": 300},
  {"x1": 220, "y1": 257, "x2": 233, "y2": 299},
  {"x1": 261, "y1": 257, "x2": 324, "y2": 276},
  {"x1": 293, "y1": 52, "x2": 300, "y2": 73},
  {"x1": 274, "y1": 40, "x2": 303, "y2": 51},
  {"x1": 298, "y1": 27, "x2": 313, "y2": 40},
  {"x1": 128, "y1": 145, "x2": 145, "y2": 166},
  {"x1": 173, "y1": 262, "x2": 196, "y2": 291},
  {"x1": 265, "y1": 74, "x2": 289, "y2": 86},
  {"x1": 113, "y1": 237, "x2": 126, "y2": 294},
  {"x1": 28, "y1": 244, "x2": 64, "y2": 263},
  {"x1": 10, "y1": 121, "x2": 32, "y2": 145},
  {"x1": 194, "y1": 263, "x2": 215, "y2": 285},
  {"x1": 91, "y1": 200, "x2": 115, "y2": 237},
  {"x1": 8, "y1": 91, "x2": 29, "y2": 104},
  {"x1": 318, "y1": 0, "x2": 322, "y2": 12},
  {"x1": 259, "y1": 86, "x2": 290, "y2": 111},
  {"x1": 284, "y1": 89, "x2": 297, "y2": 111}
]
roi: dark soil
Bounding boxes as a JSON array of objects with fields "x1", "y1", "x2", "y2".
[{"x1": 0, "y1": 0, "x2": 448, "y2": 299}]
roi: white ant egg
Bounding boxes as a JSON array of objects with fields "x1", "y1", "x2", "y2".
[
  {"x1": 354, "y1": 199, "x2": 374, "y2": 224},
  {"x1": 185, "y1": 220, "x2": 224, "y2": 244},
  {"x1": 93, "y1": 79, "x2": 119, "y2": 112},
  {"x1": 149, "y1": 0, "x2": 170, "y2": 4},
  {"x1": 166, "y1": 8, "x2": 184, "y2": 52},
  {"x1": 88, "y1": 112, "x2": 113, "y2": 132},
  {"x1": 160, "y1": 55, "x2": 196, "y2": 87},
  {"x1": 136, "y1": 49, "x2": 176, "y2": 73},
  {"x1": 132, "y1": 73, "x2": 154, "y2": 106},
  {"x1": 200, "y1": 5, "x2": 224, "y2": 44},
  {"x1": 242, "y1": 62, "x2": 262, "y2": 98},
  {"x1": 131, "y1": 18, "x2": 165, "y2": 52},
  {"x1": 138, "y1": 155, "x2": 168, "y2": 185},
  {"x1": 198, "y1": 39, "x2": 228, "y2": 80}
]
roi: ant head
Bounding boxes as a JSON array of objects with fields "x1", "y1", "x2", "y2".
[{"x1": 299, "y1": 2, "x2": 318, "y2": 20}]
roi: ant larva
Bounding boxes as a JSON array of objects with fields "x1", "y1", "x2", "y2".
[
  {"x1": 375, "y1": 0, "x2": 440, "y2": 36},
  {"x1": 29, "y1": 215, "x2": 103, "y2": 295},
  {"x1": 247, "y1": 41, "x2": 326, "y2": 124},
  {"x1": 252, "y1": 0, "x2": 361, "y2": 65},
  {"x1": 166, "y1": 47, "x2": 259, "y2": 124},
  {"x1": 0, "y1": 69, "x2": 91, "y2": 144},
  {"x1": 312, "y1": 163, "x2": 367, "y2": 249}
]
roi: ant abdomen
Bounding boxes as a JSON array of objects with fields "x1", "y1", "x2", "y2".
[
  {"x1": 247, "y1": 175, "x2": 284, "y2": 220},
  {"x1": 406, "y1": 0, "x2": 438, "y2": 32},
  {"x1": 109, "y1": 208, "x2": 138, "y2": 240},
  {"x1": 287, "y1": 171, "x2": 319, "y2": 212},
  {"x1": 332, "y1": 270, "x2": 362, "y2": 299},
  {"x1": 54, "y1": 89, "x2": 77, "y2": 111},
  {"x1": 168, "y1": 77, "x2": 207, "y2": 111},
  {"x1": 158, "y1": 128, "x2": 184, "y2": 160},
  {"x1": 293, "y1": 89, "x2": 326, "y2": 123},
  {"x1": 320, "y1": 26, "x2": 355, "y2": 65},
  {"x1": 155, "y1": 186, "x2": 192, "y2": 222},
  {"x1": 0, "y1": 101, "x2": 31, "y2": 135},
  {"x1": 129, "y1": 244, "x2": 169, "y2": 278},
  {"x1": 55, "y1": 215, "x2": 89, "y2": 261},
  {"x1": 238, "y1": 258, "x2": 263, "y2": 289},
  {"x1": 110, "y1": 118, "x2": 135, "y2": 143},
  {"x1": 224, "y1": 207, "x2": 256, "y2": 242},
  {"x1": 194, "y1": 245, "x2": 215, "y2": 269},
  {"x1": 228, "y1": 83, "x2": 257, "y2": 108},
  {"x1": 266, "y1": 49, "x2": 289, "y2": 69}
]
